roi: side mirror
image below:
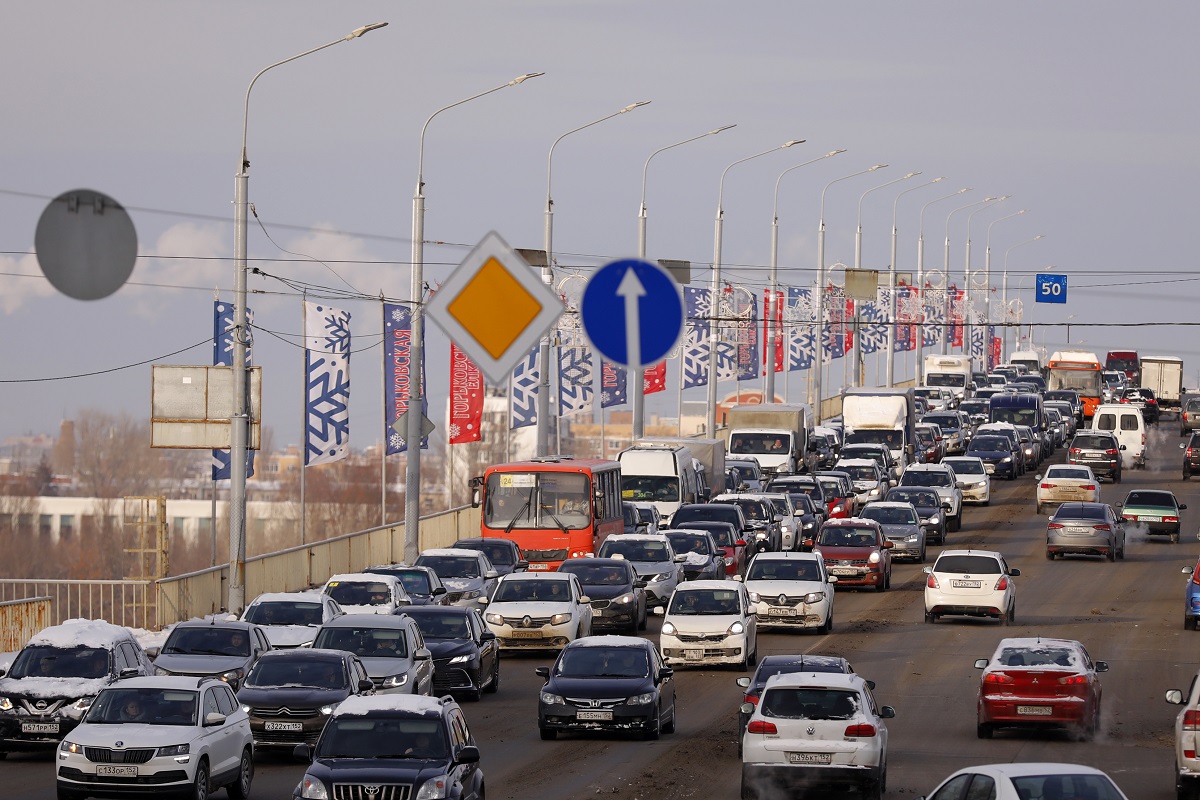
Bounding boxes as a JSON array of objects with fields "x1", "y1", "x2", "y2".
[
  {"x1": 735, "y1": 540, "x2": 747, "y2": 548},
  {"x1": 579, "y1": 596, "x2": 591, "y2": 604},
  {"x1": 879, "y1": 706, "x2": 896, "y2": 719},
  {"x1": 659, "y1": 667, "x2": 673, "y2": 680},
  {"x1": 1120, "y1": 444, "x2": 1127, "y2": 450},
  {"x1": 471, "y1": 488, "x2": 481, "y2": 509},
  {"x1": 432, "y1": 587, "x2": 447, "y2": 596},
  {"x1": 476, "y1": 598, "x2": 488, "y2": 606},
  {"x1": 1167, "y1": 689, "x2": 1186, "y2": 705},
  {"x1": 480, "y1": 630, "x2": 496, "y2": 642},
  {"x1": 415, "y1": 647, "x2": 432, "y2": 661},
  {"x1": 736, "y1": 676, "x2": 751, "y2": 688},
  {"x1": 732, "y1": 575, "x2": 744, "y2": 583},
  {"x1": 974, "y1": 659, "x2": 989, "y2": 669},
  {"x1": 1182, "y1": 443, "x2": 1188, "y2": 450},
  {"x1": 922, "y1": 566, "x2": 933, "y2": 574},
  {"x1": 827, "y1": 575, "x2": 838, "y2": 584},
  {"x1": 534, "y1": 666, "x2": 550, "y2": 678},
  {"x1": 485, "y1": 570, "x2": 500, "y2": 580},
  {"x1": 118, "y1": 667, "x2": 141, "y2": 680},
  {"x1": 293, "y1": 743, "x2": 313, "y2": 763},
  {"x1": 653, "y1": 606, "x2": 665, "y2": 616},
  {"x1": 941, "y1": 502, "x2": 952, "y2": 510},
  {"x1": 456, "y1": 745, "x2": 481, "y2": 764},
  {"x1": 1094, "y1": 661, "x2": 1109, "y2": 673},
  {"x1": 740, "y1": 702, "x2": 755, "y2": 715},
  {"x1": 205, "y1": 712, "x2": 227, "y2": 727},
  {"x1": 881, "y1": 541, "x2": 894, "y2": 549},
  {"x1": 1185, "y1": 566, "x2": 1193, "y2": 575},
  {"x1": 1182, "y1": 504, "x2": 1189, "y2": 510},
  {"x1": 514, "y1": 560, "x2": 530, "y2": 572},
  {"x1": 1009, "y1": 568, "x2": 1021, "y2": 577}
]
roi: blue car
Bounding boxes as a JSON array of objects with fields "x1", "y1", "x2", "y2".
[
  {"x1": 1185, "y1": 556, "x2": 1200, "y2": 630},
  {"x1": 966, "y1": 434, "x2": 1020, "y2": 480}
]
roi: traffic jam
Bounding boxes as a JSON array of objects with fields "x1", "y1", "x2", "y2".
[{"x1": 4, "y1": 349, "x2": 1200, "y2": 799}]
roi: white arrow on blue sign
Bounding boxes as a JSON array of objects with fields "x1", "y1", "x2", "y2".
[
  {"x1": 1035, "y1": 273, "x2": 1068, "y2": 304},
  {"x1": 580, "y1": 258, "x2": 684, "y2": 369}
]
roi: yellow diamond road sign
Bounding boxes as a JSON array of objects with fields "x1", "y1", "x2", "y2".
[{"x1": 426, "y1": 231, "x2": 564, "y2": 385}]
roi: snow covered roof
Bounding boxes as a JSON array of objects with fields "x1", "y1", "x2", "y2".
[
  {"x1": 568, "y1": 635, "x2": 648, "y2": 648},
  {"x1": 27, "y1": 619, "x2": 135, "y2": 649},
  {"x1": 333, "y1": 693, "x2": 449, "y2": 717},
  {"x1": 247, "y1": 592, "x2": 323, "y2": 605}
]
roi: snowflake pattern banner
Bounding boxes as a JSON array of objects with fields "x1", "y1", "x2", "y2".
[
  {"x1": 510, "y1": 345, "x2": 539, "y2": 429},
  {"x1": 211, "y1": 300, "x2": 255, "y2": 481},
  {"x1": 305, "y1": 301, "x2": 351, "y2": 466},
  {"x1": 682, "y1": 286, "x2": 709, "y2": 389},
  {"x1": 601, "y1": 361, "x2": 627, "y2": 408},
  {"x1": 559, "y1": 345, "x2": 594, "y2": 417}
]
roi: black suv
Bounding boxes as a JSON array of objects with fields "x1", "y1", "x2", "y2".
[
  {"x1": 294, "y1": 694, "x2": 483, "y2": 800},
  {"x1": 1067, "y1": 431, "x2": 1124, "y2": 483},
  {"x1": 1183, "y1": 432, "x2": 1200, "y2": 479},
  {"x1": 452, "y1": 537, "x2": 529, "y2": 576}
]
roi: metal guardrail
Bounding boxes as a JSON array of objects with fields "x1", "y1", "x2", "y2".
[
  {"x1": 0, "y1": 596, "x2": 52, "y2": 651},
  {"x1": 0, "y1": 580, "x2": 155, "y2": 631}
]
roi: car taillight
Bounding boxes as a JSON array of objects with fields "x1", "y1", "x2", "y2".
[
  {"x1": 983, "y1": 672, "x2": 1014, "y2": 685},
  {"x1": 744, "y1": 693, "x2": 760, "y2": 705},
  {"x1": 1189, "y1": 449, "x2": 1198, "y2": 458},
  {"x1": 1165, "y1": 516, "x2": 1180, "y2": 523},
  {"x1": 1184, "y1": 710, "x2": 1200, "y2": 731},
  {"x1": 926, "y1": 574, "x2": 939, "y2": 589},
  {"x1": 994, "y1": 575, "x2": 1009, "y2": 591},
  {"x1": 1058, "y1": 675, "x2": 1089, "y2": 686},
  {"x1": 844, "y1": 723, "x2": 877, "y2": 737},
  {"x1": 747, "y1": 720, "x2": 777, "y2": 734},
  {"x1": 1040, "y1": 482, "x2": 1056, "y2": 489},
  {"x1": 1048, "y1": 523, "x2": 1064, "y2": 529},
  {"x1": 1122, "y1": 514, "x2": 1136, "y2": 522},
  {"x1": 1070, "y1": 448, "x2": 1082, "y2": 455},
  {"x1": 1105, "y1": 449, "x2": 1119, "y2": 456},
  {"x1": 1093, "y1": 524, "x2": 1111, "y2": 531},
  {"x1": 1082, "y1": 484, "x2": 1096, "y2": 491}
]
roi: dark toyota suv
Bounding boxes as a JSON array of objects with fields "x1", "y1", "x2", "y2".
[
  {"x1": 294, "y1": 693, "x2": 483, "y2": 800},
  {"x1": 1067, "y1": 431, "x2": 1125, "y2": 483}
]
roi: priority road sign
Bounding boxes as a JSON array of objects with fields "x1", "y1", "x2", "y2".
[
  {"x1": 425, "y1": 231, "x2": 564, "y2": 385},
  {"x1": 1035, "y1": 273, "x2": 1067, "y2": 304},
  {"x1": 580, "y1": 258, "x2": 684, "y2": 369}
]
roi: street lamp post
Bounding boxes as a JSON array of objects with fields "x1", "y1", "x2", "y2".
[
  {"x1": 405, "y1": 72, "x2": 542, "y2": 563},
  {"x1": 810, "y1": 165, "x2": 886, "y2": 422},
  {"x1": 705, "y1": 139, "x2": 806, "y2": 439},
  {"x1": 980, "y1": 209, "x2": 1027, "y2": 368},
  {"x1": 537, "y1": 101, "x2": 651, "y2": 457},
  {"x1": 633, "y1": 124, "x2": 736, "y2": 439},
  {"x1": 915, "y1": 188, "x2": 970, "y2": 383},
  {"x1": 886, "y1": 177, "x2": 943, "y2": 387},
  {"x1": 1001, "y1": 235, "x2": 1045, "y2": 360},
  {"x1": 765, "y1": 150, "x2": 845, "y2": 405},
  {"x1": 229, "y1": 21, "x2": 387, "y2": 615},
  {"x1": 964, "y1": 196, "x2": 1009, "y2": 361},
  {"x1": 853, "y1": 172, "x2": 918, "y2": 388},
  {"x1": 942, "y1": 197, "x2": 997, "y2": 356}
]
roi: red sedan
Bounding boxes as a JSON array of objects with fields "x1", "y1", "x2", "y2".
[
  {"x1": 975, "y1": 636, "x2": 1108, "y2": 741},
  {"x1": 809, "y1": 518, "x2": 893, "y2": 591}
]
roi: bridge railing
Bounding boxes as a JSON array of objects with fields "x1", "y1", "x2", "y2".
[{"x1": 0, "y1": 580, "x2": 156, "y2": 631}]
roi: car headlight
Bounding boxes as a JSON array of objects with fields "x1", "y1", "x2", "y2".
[
  {"x1": 299, "y1": 775, "x2": 330, "y2": 800},
  {"x1": 550, "y1": 613, "x2": 573, "y2": 626},
  {"x1": 381, "y1": 673, "x2": 410, "y2": 689},
  {"x1": 803, "y1": 592, "x2": 825, "y2": 604},
  {"x1": 220, "y1": 668, "x2": 244, "y2": 684},
  {"x1": 1001, "y1": 457, "x2": 1012, "y2": 463},
  {"x1": 647, "y1": 572, "x2": 671, "y2": 583},
  {"x1": 485, "y1": 613, "x2": 505, "y2": 625},
  {"x1": 240, "y1": 704, "x2": 251, "y2": 713},
  {"x1": 157, "y1": 743, "x2": 190, "y2": 757},
  {"x1": 540, "y1": 691, "x2": 566, "y2": 705},
  {"x1": 319, "y1": 704, "x2": 338, "y2": 715},
  {"x1": 626, "y1": 692, "x2": 655, "y2": 705},
  {"x1": 60, "y1": 739, "x2": 81, "y2": 754},
  {"x1": 416, "y1": 775, "x2": 451, "y2": 800},
  {"x1": 868, "y1": 551, "x2": 881, "y2": 564},
  {"x1": 614, "y1": 593, "x2": 635, "y2": 604},
  {"x1": 69, "y1": 697, "x2": 93, "y2": 714},
  {"x1": 831, "y1": 505, "x2": 844, "y2": 515},
  {"x1": 869, "y1": 488, "x2": 880, "y2": 496},
  {"x1": 1024, "y1": 448, "x2": 1033, "y2": 455},
  {"x1": 154, "y1": 667, "x2": 172, "y2": 677},
  {"x1": 661, "y1": 621, "x2": 677, "y2": 636},
  {"x1": 727, "y1": 621, "x2": 745, "y2": 635},
  {"x1": 905, "y1": 534, "x2": 920, "y2": 542},
  {"x1": 459, "y1": 590, "x2": 482, "y2": 600},
  {"x1": 448, "y1": 654, "x2": 473, "y2": 664},
  {"x1": 928, "y1": 515, "x2": 940, "y2": 525}
]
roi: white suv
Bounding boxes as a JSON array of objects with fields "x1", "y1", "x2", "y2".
[
  {"x1": 56, "y1": 676, "x2": 253, "y2": 800},
  {"x1": 740, "y1": 671, "x2": 893, "y2": 799},
  {"x1": 899, "y1": 463, "x2": 964, "y2": 531},
  {"x1": 923, "y1": 549, "x2": 1020, "y2": 625},
  {"x1": 1167, "y1": 672, "x2": 1200, "y2": 800}
]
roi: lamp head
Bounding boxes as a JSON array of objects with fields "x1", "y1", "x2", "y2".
[
  {"x1": 347, "y1": 22, "x2": 388, "y2": 39},
  {"x1": 827, "y1": 149, "x2": 847, "y2": 157},
  {"x1": 870, "y1": 164, "x2": 887, "y2": 171},
  {"x1": 710, "y1": 125, "x2": 737, "y2": 134},
  {"x1": 511, "y1": 72, "x2": 545, "y2": 85},
  {"x1": 931, "y1": 177, "x2": 945, "y2": 183},
  {"x1": 903, "y1": 171, "x2": 920, "y2": 178},
  {"x1": 622, "y1": 101, "x2": 652, "y2": 112},
  {"x1": 782, "y1": 139, "x2": 806, "y2": 147}
]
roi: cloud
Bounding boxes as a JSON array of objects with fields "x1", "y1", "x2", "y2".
[
  {"x1": 124, "y1": 222, "x2": 228, "y2": 319},
  {"x1": 0, "y1": 253, "x2": 57, "y2": 313}
]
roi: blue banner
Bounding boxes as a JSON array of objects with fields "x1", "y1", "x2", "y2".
[
  {"x1": 682, "y1": 287, "x2": 709, "y2": 389},
  {"x1": 305, "y1": 302, "x2": 352, "y2": 466},
  {"x1": 510, "y1": 345, "x2": 539, "y2": 429},
  {"x1": 211, "y1": 300, "x2": 254, "y2": 481},
  {"x1": 383, "y1": 303, "x2": 428, "y2": 455}
]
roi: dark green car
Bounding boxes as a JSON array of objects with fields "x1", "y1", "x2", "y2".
[{"x1": 1118, "y1": 490, "x2": 1187, "y2": 543}]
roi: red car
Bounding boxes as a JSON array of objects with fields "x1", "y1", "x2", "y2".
[
  {"x1": 975, "y1": 636, "x2": 1108, "y2": 741},
  {"x1": 815, "y1": 471, "x2": 857, "y2": 518},
  {"x1": 809, "y1": 518, "x2": 893, "y2": 591},
  {"x1": 916, "y1": 423, "x2": 945, "y2": 463}
]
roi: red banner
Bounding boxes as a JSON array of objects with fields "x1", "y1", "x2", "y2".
[
  {"x1": 449, "y1": 344, "x2": 483, "y2": 444},
  {"x1": 762, "y1": 290, "x2": 784, "y2": 374},
  {"x1": 644, "y1": 362, "x2": 667, "y2": 395},
  {"x1": 950, "y1": 287, "x2": 964, "y2": 348},
  {"x1": 845, "y1": 298, "x2": 855, "y2": 351},
  {"x1": 991, "y1": 335, "x2": 1002, "y2": 371}
]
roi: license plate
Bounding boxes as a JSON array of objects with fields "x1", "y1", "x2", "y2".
[
  {"x1": 829, "y1": 568, "x2": 858, "y2": 576},
  {"x1": 1067, "y1": 527, "x2": 1090, "y2": 535},
  {"x1": 1017, "y1": 705, "x2": 1053, "y2": 716},
  {"x1": 985, "y1": 464, "x2": 995, "y2": 474},
  {"x1": 788, "y1": 752, "x2": 832, "y2": 764},
  {"x1": 528, "y1": 563, "x2": 550, "y2": 570},
  {"x1": 768, "y1": 607, "x2": 798, "y2": 616},
  {"x1": 576, "y1": 710, "x2": 612, "y2": 721},
  {"x1": 951, "y1": 580, "x2": 981, "y2": 588},
  {"x1": 509, "y1": 630, "x2": 542, "y2": 639},
  {"x1": 684, "y1": 650, "x2": 703, "y2": 661},
  {"x1": 1138, "y1": 515, "x2": 1160, "y2": 522},
  {"x1": 96, "y1": 765, "x2": 139, "y2": 777},
  {"x1": 264, "y1": 721, "x2": 304, "y2": 731},
  {"x1": 21, "y1": 722, "x2": 58, "y2": 733}
]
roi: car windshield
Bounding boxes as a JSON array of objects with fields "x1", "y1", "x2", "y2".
[
  {"x1": 600, "y1": 539, "x2": 670, "y2": 562},
  {"x1": 1054, "y1": 504, "x2": 1107, "y2": 521},
  {"x1": 311, "y1": 627, "x2": 409, "y2": 659},
  {"x1": 816, "y1": 527, "x2": 878, "y2": 547},
  {"x1": 668, "y1": 589, "x2": 741, "y2": 615},
  {"x1": 924, "y1": 415, "x2": 959, "y2": 430},
  {"x1": 492, "y1": 579, "x2": 571, "y2": 603},
  {"x1": 667, "y1": 533, "x2": 711, "y2": 555},
  {"x1": 841, "y1": 465, "x2": 878, "y2": 482},
  {"x1": 729, "y1": 432, "x2": 790, "y2": 455},
  {"x1": 85, "y1": 687, "x2": 198, "y2": 726},
  {"x1": 945, "y1": 460, "x2": 984, "y2": 475},
  {"x1": 556, "y1": 646, "x2": 649, "y2": 678},
  {"x1": 245, "y1": 658, "x2": 347, "y2": 689},
  {"x1": 317, "y1": 717, "x2": 449, "y2": 760},
  {"x1": 901, "y1": 471, "x2": 950, "y2": 488},
  {"x1": 700, "y1": 527, "x2": 736, "y2": 548},
  {"x1": 326, "y1": 581, "x2": 395, "y2": 607},
  {"x1": 959, "y1": 401, "x2": 988, "y2": 416},
  {"x1": 408, "y1": 613, "x2": 472, "y2": 641},
  {"x1": 455, "y1": 542, "x2": 516, "y2": 567},
  {"x1": 746, "y1": 559, "x2": 821, "y2": 582},
  {"x1": 815, "y1": 478, "x2": 845, "y2": 497},
  {"x1": 391, "y1": 571, "x2": 433, "y2": 595},
  {"x1": 558, "y1": 564, "x2": 629, "y2": 586},
  {"x1": 1073, "y1": 435, "x2": 1115, "y2": 450},
  {"x1": 416, "y1": 556, "x2": 480, "y2": 579},
  {"x1": 761, "y1": 687, "x2": 859, "y2": 720},
  {"x1": 861, "y1": 506, "x2": 918, "y2": 525},
  {"x1": 718, "y1": 499, "x2": 770, "y2": 521},
  {"x1": 1009, "y1": 775, "x2": 1123, "y2": 800},
  {"x1": 886, "y1": 489, "x2": 937, "y2": 506},
  {"x1": 8, "y1": 645, "x2": 109, "y2": 680},
  {"x1": 970, "y1": 437, "x2": 1009, "y2": 451},
  {"x1": 995, "y1": 645, "x2": 1081, "y2": 668},
  {"x1": 844, "y1": 430, "x2": 903, "y2": 449},
  {"x1": 1125, "y1": 491, "x2": 1177, "y2": 509},
  {"x1": 771, "y1": 482, "x2": 821, "y2": 499},
  {"x1": 484, "y1": 471, "x2": 591, "y2": 530},
  {"x1": 992, "y1": 407, "x2": 1039, "y2": 427},
  {"x1": 934, "y1": 555, "x2": 1002, "y2": 574},
  {"x1": 244, "y1": 600, "x2": 324, "y2": 626},
  {"x1": 727, "y1": 461, "x2": 762, "y2": 479},
  {"x1": 162, "y1": 626, "x2": 250, "y2": 658},
  {"x1": 621, "y1": 475, "x2": 680, "y2": 503},
  {"x1": 1046, "y1": 467, "x2": 1092, "y2": 480}
]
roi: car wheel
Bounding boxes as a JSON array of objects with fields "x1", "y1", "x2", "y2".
[
  {"x1": 918, "y1": 545, "x2": 926, "y2": 563},
  {"x1": 643, "y1": 709, "x2": 661, "y2": 740},
  {"x1": 226, "y1": 747, "x2": 254, "y2": 800},
  {"x1": 190, "y1": 759, "x2": 210, "y2": 800},
  {"x1": 818, "y1": 612, "x2": 833, "y2": 634},
  {"x1": 875, "y1": 575, "x2": 888, "y2": 593},
  {"x1": 1106, "y1": 546, "x2": 1117, "y2": 562},
  {"x1": 485, "y1": 655, "x2": 500, "y2": 694},
  {"x1": 662, "y1": 703, "x2": 677, "y2": 734},
  {"x1": 924, "y1": 610, "x2": 936, "y2": 624},
  {"x1": 1176, "y1": 766, "x2": 1200, "y2": 800},
  {"x1": 1035, "y1": 502, "x2": 1043, "y2": 515},
  {"x1": 539, "y1": 727, "x2": 557, "y2": 740},
  {"x1": 1173, "y1": 532, "x2": 1182, "y2": 544},
  {"x1": 1046, "y1": 550, "x2": 1055, "y2": 561},
  {"x1": 976, "y1": 722, "x2": 993, "y2": 739},
  {"x1": 1117, "y1": 543, "x2": 1126, "y2": 561}
]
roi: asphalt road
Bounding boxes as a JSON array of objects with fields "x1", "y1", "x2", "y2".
[{"x1": 6, "y1": 422, "x2": 1197, "y2": 799}]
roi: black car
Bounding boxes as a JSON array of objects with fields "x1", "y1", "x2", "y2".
[
  {"x1": 671, "y1": 503, "x2": 750, "y2": 539},
  {"x1": 152, "y1": 618, "x2": 272, "y2": 691},
  {"x1": 733, "y1": 654, "x2": 863, "y2": 749},
  {"x1": 403, "y1": 606, "x2": 500, "y2": 700},
  {"x1": 557, "y1": 558, "x2": 647, "y2": 633},
  {"x1": 786, "y1": 494, "x2": 825, "y2": 547},
  {"x1": 365, "y1": 564, "x2": 451, "y2": 605},
  {"x1": 236, "y1": 648, "x2": 374, "y2": 749},
  {"x1": 452, "y1": 537, "x2": 529, "y2": 576},
  {"x1": 767, "y1": 476, "x2": 830, "y2": 518},
  {"x1": 1067, "y1": 431, "x2": 1124, "y2": 483},
  {"x1": 535, "y1": 636, "x2": 676, "y2": 740},
  {"x1": 1123, "y1": 386, "x2": 1161, "y2": 424},
  {"x1": 967, "y1": 434, "x2": 1021, "y2": 481},
  {"x1": 1044, "y1": 390, "x2": 1083, "y2": 422},
  {"x1": 883, "y1": 486, "x2": 948, "y2": 544},
  {"x1": 1183, "y1": 432, "x2": 1200, "y2": 479},
  {"x1": 294, "y1": 694, "x2": 483, "y2": 800},
  {"x1": 664, "y1": 529, "x2": 725, "y2": 581}
]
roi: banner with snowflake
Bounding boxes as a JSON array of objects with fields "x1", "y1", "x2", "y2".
[
  {"x1": 510, "y1": 345, "x2": 539, "y2": 429},
  {"x1": 212, "y1": 300, "x2": 255, "y2": 480},
  {"x1": 682, "y1": 286, "x2": 709, "y2": 389},
  {"x1": 644, "y1": 362, "x2": 667, "y2": 395},
  {"x1": 601, "y1": 361, "x2": 627, "y2": 408},
  {"x1": 559, "y1": 345, "x2": 594, "y2": 417},
  {"x1": 969, "y1": 322, "x2": 987, "y2": 362},
  {"x1": 305, "y1": 301, "x2": 351, "y2": 466},
  {"x1": 857, "y1": 295, "x2": 889, "y2": 355},
  {"x1": 449, "y1": 343, "x2": 483, "y2": 444},
  {"x1": 736, "y1": 292, "x2": 758, "y2": 381},
  {"x1": 824, "y1": 286, "x2": 849, "y2": 360},
  {"x1": 787, "y1": 287, "x2": 816, "y2": 371},
  {"x1": 894, "y1": 285, "x2": 918, "y2": 353},
  {"x1": 383, "y1": 302, "x2": 428, "y2": 455},
  {"x1": 922, "y1": 287, "x2": 945, "y2": 348}
]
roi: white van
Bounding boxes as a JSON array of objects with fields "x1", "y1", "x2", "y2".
[
  {"x1": 1090, "y1": 403, "x2": 1146, "y2": 469},
  {"x1": 618, "y1": 444, "x2": 702, "y2": 518}
]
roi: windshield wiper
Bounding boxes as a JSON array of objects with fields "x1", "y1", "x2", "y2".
[
  {"x1": 504, "y1": 489, "x2": 535, "y2": 535},
  {"x1": 547, "y1": 512, "x2": 569, "y2": 536}
]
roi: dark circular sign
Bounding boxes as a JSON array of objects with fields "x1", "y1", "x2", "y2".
[{"x1": 35, "y1": 189, "x2": 138, "y2": 300}]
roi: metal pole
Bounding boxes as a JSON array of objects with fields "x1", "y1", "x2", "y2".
[
  {"x1": 887, "y1": 178, "x2": 943, "y2": 386},
  {"x1": 984, "y1": 209, "x2": 1027, "y2": 367},
  {"x1": 964, "y1": 197, "x2": 1007, "y2": 362},
  {"x1": 916, "y1": 188, "x2": 969, "y2": 384},
  {"x1": 942, "y1": 197, "x2": 994, "y2": 360},
  {"x1": 1001, "y1": 235, "x2": 1044, "y2": 360}
]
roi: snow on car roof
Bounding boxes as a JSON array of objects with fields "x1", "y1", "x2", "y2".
[
  {"x1": 27, "y1": 619, "x2": 134, "y2": 649},
  {"x1": 498, "y1": 570, "x2": 572, "y2": 581},
  {"x1": 247, "y1": 592, "x2": 324, "y2": 605},
  {"x1": 566, "y1": 635, "x2": 647, "y2": 648},
  {"x1": 763, "y1": 671, "x2": 862, "y2": 689},
  {"x1": 416, "y1": 548, "x2": 481, "y2": 558},
  {"x1": 604, "y1": 533, "x2": 669, "y2": 542},
  {"x1": 325, "y1": 572, "x2": 403, "y2": 585},
  {"x1": 834, "y1": 458, "x2": 877, "y2": 467},
  {"x1": 334, "y1": 693, "x2": 448, "y2": 717}
]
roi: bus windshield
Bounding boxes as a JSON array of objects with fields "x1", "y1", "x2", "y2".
[
  {"x1": 484, "y1": 472, "x2": 590, "y2": 530},
  {"x1": 991, "y1": 407, "x2": 1039, "y2": 428},
  {"x1": 1048, "y1": 368, "x2": 1101, "y2": 395}
]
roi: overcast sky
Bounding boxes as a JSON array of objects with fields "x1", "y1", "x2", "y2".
[{"x1": 3, "y1": 1, "x2": 1198, "y2": 448}]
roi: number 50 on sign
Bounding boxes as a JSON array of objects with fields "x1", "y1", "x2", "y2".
[{"x1": 1035, "y1": 273, "x2": 1067, "y2": 304}]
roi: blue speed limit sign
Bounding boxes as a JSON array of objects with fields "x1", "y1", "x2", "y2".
[{"x1": 1035, "y1": 273, "x2": 1067, "y2": 304}]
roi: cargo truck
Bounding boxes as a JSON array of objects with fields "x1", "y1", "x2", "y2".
[
  {"x1": 619, "y1": 436, "x2": 726, "y2": 517},
  {"x1": 1140, "y1": 355, "x2": 1184, "y2": 416},
  {"x1": 841, "y1": 388, "x2": 917, "y2": 474},
  {"x1": 724, "y1": 404, "x2": 816, "y2": 477},
  {"x1": 923, "y1": 354, "x2": 975, "y2": 400}
]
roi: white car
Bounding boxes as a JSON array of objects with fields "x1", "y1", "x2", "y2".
[
  {"x1": 1167, "y1": 671, "x2": 1200, "y2": 799},
  {"x1": 660, "y1": 580, "x2": 758, "y2": 669},
  {"x1": 920, "y1": 763, "x2": 1130, "y2": 800},
  {"x1": 740, "y1": 672, "x2": 893, "y2": 799},
  {"x1": 740, "y1": 551, "x2": 835, "y2": 633},
  {"x1": 1035, "y1": 464, "x2": 1101, "y2": 514},
  {"x1": 320, "y1": 572, "x2": 412, "y2": 615},
  {"x1": 899, "y1": 463, "x2": 964, "y2": 531},
  {"x1": 923, "y1": 549, "x2": 1020, "y2": 625},
  {"x1": 56, "y1": 676, "x2": 254, "y2": 800},
  {"x1": 941, "y1": 456, "x2": 992, "y2": 506},
  {"x1": 834, "y1": 458, "x2": 889, "y2": 508},
  {"x1": 241, "y1": 591, "x2": 344, "y2": 648},
  {"x1": 481, "y1": 571, "x2": 593, "y2": 650}
]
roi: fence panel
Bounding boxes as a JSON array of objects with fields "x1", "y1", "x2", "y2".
[{"x1": 0, "y1": 597, "x2": 52, "y2": 651}]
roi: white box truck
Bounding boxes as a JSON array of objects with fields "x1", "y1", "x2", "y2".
[
  {"x1": 619, "y1": 440, "x2": 718, "y2": 519},
  {"x1": 724, "y1": 404, "x2": 816, "y2": 476},
  {"x1": 842, "y1": 388, "x2": 917, "y2": 473},
  {"x1": 1141, "y1": 355, "x2": 1184, "y2": 415},
  {"x1": 923, "y1": 354, "x2": 975, "y2": 400}
]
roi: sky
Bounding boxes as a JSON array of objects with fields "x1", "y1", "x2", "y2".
[{"x1": 3, "y1": 1, "x2": 1199, "y2": 449}]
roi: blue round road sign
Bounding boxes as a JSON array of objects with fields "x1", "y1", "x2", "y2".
[{"x1": 580, "y1": 259, "x2": 684, "y2": 369}]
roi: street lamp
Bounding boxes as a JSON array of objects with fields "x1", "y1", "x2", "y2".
[
  {"x1": 810, "y1": 165, "x2": 886, "y2": 422},
  {"x1": 765, "y1": 149, "x2": 846, "y2": 404},
  {"x1": 1001, "y1": 234, "x2": 1044, "y2": 360},
  {"x1": 979, "y1": 209, "x2": 1027, "y2": 367},
  {"x1": 915, "y1": 188, "x2": 970, "y2": 383},
  {"x1": 885, "y1": 177, "x2": 944, "y2": 387},
  {"x1": 964, "y1": 196, "x2": 1009, "y2": 359},
  {"x1": 852, "y1": 172, "x2": 919, "y2": 388},
  {"x1": 632, "y1": 124, "x2": 736, "y2": 439},
  {"x1": 705, "y1": 139, "x2": 806, "y2": 439},
  {"x1": 229, "y1": 21, "x2": 387, "y2": 614},
  {"x1": 404, "y1": 72, "x2": 543, "y2": 563},
  {"x1": 537, "y1": 101, "x2": 651, "y2": 456},
  {"x1": 941, "y1": 197, "x2": 997, "y2": 355}
]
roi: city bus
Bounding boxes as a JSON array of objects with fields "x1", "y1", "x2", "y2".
[
  {"x1": 1047, "y1": 351, "x2": 1104, "y2": 421},
  {"x1": 470, "y1": 456, "x2": 623, "y2": 570}
]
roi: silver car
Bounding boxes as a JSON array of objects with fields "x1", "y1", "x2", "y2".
[
  {"x1": 1046, "y1": 502, "x2": 1127, "y2": 561},
  {"x1": 858, "y1": 501, "x2": 927, "y2": 562}
]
